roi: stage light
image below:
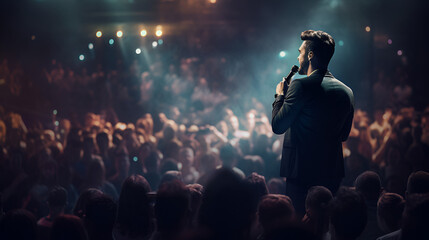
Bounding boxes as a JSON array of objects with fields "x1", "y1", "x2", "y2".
[
  {"x1": 136, "y1": 48, "x2": 142, "y2": 54},
  {"x1": 133, "y1": 156, "x2": 138, "y2": 162},
  {"x1": 55, "y1": 121, "x2": 59, "y2": 126},
  {"x1": 155, "y1": 30, "x2": 163, "y2": 37},
  {"x1": 339, "y1": 40, "x2": 344, "y2": 46},
  {"x1": 79, "y1": 55, "x2": 85, "y2": 61},
  {"x1": 388, "y1": 39, "x2": 392, "y2": 45},
  {"x1": 116, "y1": 30, "x2": 123, "y2": 38},
  {"x1": 96, "y1": 31, "x2": 102, "y2": 38},
  {"x1": 158, "y1": 39, "x2": 164, "y2": 45},
  {"x1": 209, "y1": 0, "x2": 217, "y2": 3},
  {"x1": 279, "y1": 51, "x2": 286, "y2": 58},
  {"x1": 88, "y1": 43, "x2": 94, "y2": 50},
  {"x1": 53, "y1": 109, "x2": 58, "y2": 115},
  {"x1": 365, "y1": 26, "x2": 371, "y2": 32},
  {"x1": 140, "y1": 29, "x2": 147, "y2": 37},
  {"x1": 109, "y1": 39, "x2": 114, "y2": 45},
  {"x1": 152, "y1": 41, "x2": 158, "y2": 48},
  {"x1": 397, "y1": 50, "x2": 403, "y2": 56}
]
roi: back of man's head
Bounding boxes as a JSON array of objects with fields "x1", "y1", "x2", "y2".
[
  {"x1": 355, "y1": 171, "x2": 382, "y2": 201},
  {"x1": 48, "y1": 186, "x2": 68, "y2": 208},
  {"x1": 329, "y1": 188, "x2": 367, "y2": 240},
  {"x1": 406, "y1": 171, "x2": 429, "y2": 195},
  {"x1": 155, "y1": 180, "x2": 190, "y2": 233},
  {"x1": 401, "y1": 193, "x2": 429, "y2": 239},
  {"x1": 258, "y1": 194, "x2": 295, "y2": 234},
  {"x1": 84, "y1": 195, "x2": 117, "y2": 239},
  {"x1": 377, "y1": 192, "x2": 405, "y2": 233},
  {"x1": 0, "y1": 209, "x2": 37, "y2": 240},
  {"x1": 245, "y1": 172, "x2": 268, "y2": 201},
  {"x1": 301, "y1": 30, "x2": 335, "y2": 68}
]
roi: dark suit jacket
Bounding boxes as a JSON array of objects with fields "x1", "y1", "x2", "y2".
[{"x1": 272, "y1": 69, "x2": 354, "y2": 184}]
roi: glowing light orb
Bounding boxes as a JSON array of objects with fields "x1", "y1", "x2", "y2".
[
  {"x1": 79, "y1": 55, "x2": 85, "y2": 61},
  {"x1": 388, "y1": 39, "x2": 392, "y2": 45},
  {"x1": 116, "y1": 31, "x2": 123, "y2": 38},
  {"x1": 158, "y1": 39, "x2": 164, "y2": 45},
  {"x1": 152, "y1": 41, "x2": 158, "y2": 48},
  {"x1": 279, "y1": 51, "x2": 286, "y2": 58},
  {"x1": 88, "y1": 43, "x2": 94, "y2": 50},
  {"x1": 339, "y1": 40, "x2": 344, "y2": 46},
  {"x1": 96, "y1": 31, "x2": 102, "y2": 38},
  {"x1": 365, "y1": 26, "x2": 371, "y2": 32},
  {"x1": 109, "y1": 39, "x2": 114, "y2": 45},
  {"x1": 155, "y1": 30, "x2": 163, "y2": 37},
  {"x1": 140, "y1": 29, "x2": 147, "y2": 37},
  {"x1": 397, "y1": 50, "x2": 403, "y2": 56},
  {"x1": 136, "y1": 48, "x2": 142, "y2": 54}
]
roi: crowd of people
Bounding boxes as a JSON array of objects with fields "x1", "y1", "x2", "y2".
[{"x1": 1, "y1": 53, "x2": 429, "y2": 240}]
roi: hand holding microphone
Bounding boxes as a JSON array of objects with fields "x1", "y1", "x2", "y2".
[{"x1": 276, "y1": 65, "x2": 299, "y2": 96}]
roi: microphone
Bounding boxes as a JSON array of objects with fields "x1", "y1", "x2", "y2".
[{"x1": 283, "y1": 65, "x2": 299, "y2": 85}]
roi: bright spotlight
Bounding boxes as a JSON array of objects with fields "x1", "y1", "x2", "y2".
[
  {"x1": 158, "y1": 39, "x2": 164, "y2": 45},
  {"x1": 133, "y1": 156, "x2": 138, "y2": 162},
  {"x1": 365, "y1": 26, "x2": 371, "y2": 32},
  {"x1": 155, "y1": 30, "x2": 163, "y2": 37},
  {"x1": 79, "y1": 55, "x2": 85, "y2": 61},
  {"x1": 116, "y1": 30, "x2": 123, "y2": 38},
  {"x1": 55, "y1": 121, "x2": 59, "y2": 126},
  {"x1": 88, "y1": 43, "x2": 94, "y2": 50},
  {"x1": 136, "y1": 48, "x2": 142, "y2": 54},
  {"x1": 152, "y1": 41, "x2": 158, "y2": 48},
  {"x1": 96, "y1": 31, "x2": 102, "y2": 38},
  {"x1": 109, "y1": 39, "x2": 114, "y2": 45},
  {"x1": 209, "y1": 0, "x2": 217, "y2": 3},
  {"x1": 387, "y1": 39, "x2": 392, "y2": 45},
  {"x1": 140, "y1": 29, "x2": 147, "y2": 37},
  {"x1": 53, "y1": 109, "x2": 58, "y2": 115},
  {"x1": 279, "y1": 51, "x2": 286, "y2": 58},
  {"x1": 397, "y1": 50, "x2": 403, "y2": 56},
  {"x1": 338, "y1": 40, "x2": 344, "y2": 46}
]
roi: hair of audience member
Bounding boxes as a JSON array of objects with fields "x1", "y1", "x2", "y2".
[
  {"x1": 219, "y1": 143, "x2": 236, "y2": 167},
  {"x1": 116, "y1": 175, "x2": 153, "y2": 238},
  {"x1": 406, "y1": 171, "x2": 429, "y2": 195},
  {"x1": 51, "y1": 214, "x2": 88, "y2": 240},
  {"x1": 73, "y1": 188, "x2": 103, "y2": 218},
  {"x1": 303, "y1": 186, "x2": 332, "y2": 237},
  {"x1": 155, "y1": 180, "x2": 190, "y2": 233},
  {"x1": 0, "y1": 209, "x2": 37, "y2": 240},
  {"x1": 160, "y1": 158, "x2": 179, "y2": 175},
  {"x1": 84, "y1": 195, "x2": 117, "y2": 240},
  {"x1": 163, "y1": 125, "x2": 176, "y2": 141},
  {"x1": 258, "y1": 194, "x2": 295, "y2": 234},
  {"x1": 377, "y1": 192, "x2": 405, "y2": 233},
  {"x1": 354, "y1": 171, "x2": 382, "y2": 201},
  {"x1": 329, "y1": 187, "x2": 367, "y2": 240},
  {"x1": 401, "y1": 193, "x2": 429, "y2": 239},
  {"x1": 245, "y1": 172, "x2": 268, "y2": 200},
  {"x1": 198, "y1": 168, "x2": 258, "y2": 240},
  {"x1": 159, "y1": 170, "x2": 183, "y2": 189},
  {"x1": 48, "y1": 186, "x2": 68, "y2": 207},
  {"x1": 96, "y1": 131, "x2": 109, "y2": 152}
]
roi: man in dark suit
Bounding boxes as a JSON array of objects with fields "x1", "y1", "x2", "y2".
[{"x1": 271, "y1": 30, "x2": 354, "y2": 214}]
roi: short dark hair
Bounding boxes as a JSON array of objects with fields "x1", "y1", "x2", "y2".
[
  {"x1": 330, "y1": 188, "x2": 367, "y2": 240},
  {"x1": 48, "y1": 186, "x2": 68, "y2": 207},
  {"x1": 407, "y1": 171, "x2": 429, "y2": 194},
  {"x1": 354, "y1": 171, "x2": 382, "y2": 201},
  {"x1": 301, "y1": 30, "x2": 335, "y2": 67},
  {"x1": 377, "y1": 192, "x2": 405, "y2": 232}
]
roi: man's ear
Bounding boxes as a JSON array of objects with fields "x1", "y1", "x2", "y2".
[{"x1": 308, "y1": 51, "x2": 314, "y2": 61}]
